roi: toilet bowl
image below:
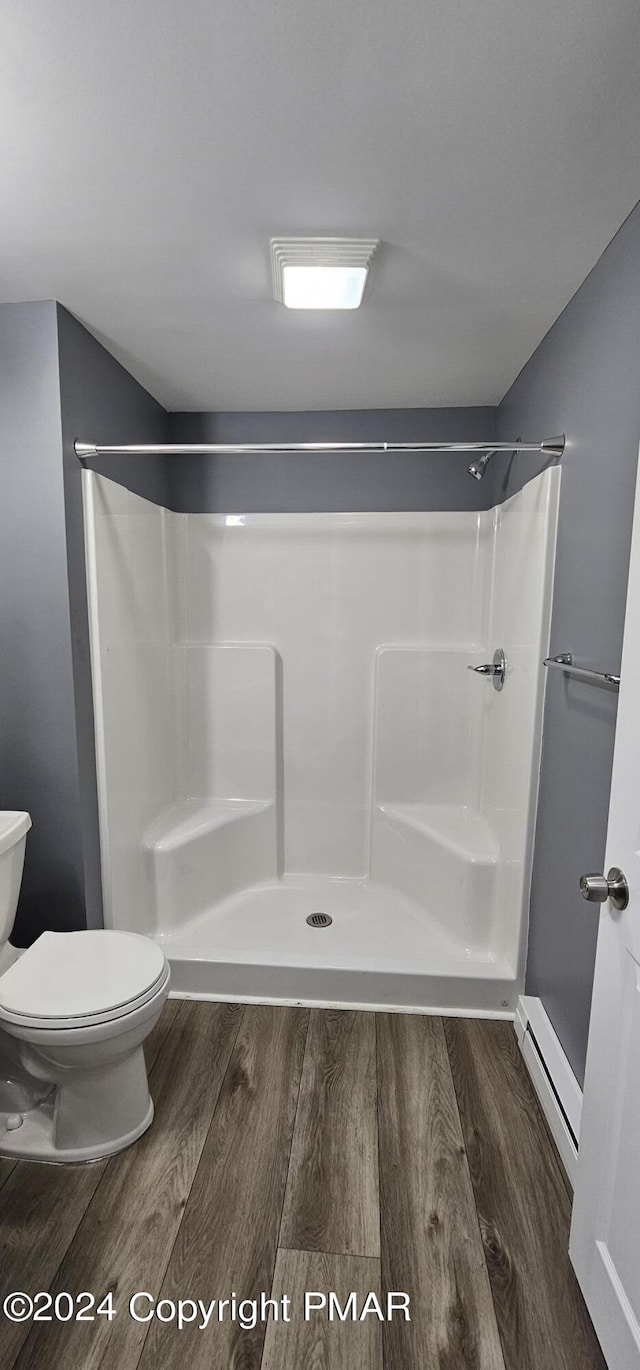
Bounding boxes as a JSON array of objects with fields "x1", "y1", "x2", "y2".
[{"x1": 0, "y1": 812, "x2": 170, "y2": 1163}]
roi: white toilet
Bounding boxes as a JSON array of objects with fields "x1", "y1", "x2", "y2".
[{"x1": 0, "y1": 811, "x2": 170, "y2": 1162}]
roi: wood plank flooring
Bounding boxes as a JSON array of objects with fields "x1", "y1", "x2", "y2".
[
  {"x1": 0, "y1": 1001, "x2": 605, "y2": 1370},
  {"x1": 137, "y1": 1004, "x2": 309, "y2": 1370},
  {"x1": 378, "y1": 1013, "x2": 505, "y2": 1369},
  {"x1": 444, "y1": 1018, "x2": 607, "y2": 1370},
  {"x1": 262, "y1": 1249, "x2": 383, "y2": 1369},
  {"x1": 280, "y1": 1008, "x2": 379, "y2": 1257}
]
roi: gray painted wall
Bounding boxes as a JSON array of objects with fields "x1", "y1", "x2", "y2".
[
  {"x1": 0, "y1": 302, "x2": 170, "y2": 945},
  {"x1": 492, "y1": 202, "x2": 640, "y2": 1085},
  {"x1": 0, "y1": 302, "x2": 86, "y2": 943},
  {"x1": 168, "y1": 408, "x2": 496, "y2": 512}
]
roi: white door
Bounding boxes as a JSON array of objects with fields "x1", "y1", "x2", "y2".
[{"x1": 570, "y1": 443, "x2": 640, "y2": 1370}]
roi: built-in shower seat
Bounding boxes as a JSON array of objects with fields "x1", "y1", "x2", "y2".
[
  {"x1": 371, "y1": 801, "x2": 499, "y2": 952},
  {"x1": 143, "y1": 796, "x2": 278, "y2": 931},
  {"x1": 378, "y1": 801, "x2": 498, "y2": 865}
]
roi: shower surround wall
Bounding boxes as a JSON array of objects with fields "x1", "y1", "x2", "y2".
[{"x1": 83, "y1": 467, "x2": 559, "y2": 1013}]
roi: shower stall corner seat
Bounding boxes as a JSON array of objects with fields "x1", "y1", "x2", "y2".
[
  {"x1": 372, "y1": 801, "x2": 499, "y2": 953},
  {"x1": 143, "y1": 797, "x2": 278, "y2": 930}
]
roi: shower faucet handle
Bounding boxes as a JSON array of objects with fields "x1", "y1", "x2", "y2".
[{"x1": 467, "y1": 648, "x2": 506, "y2": 692}]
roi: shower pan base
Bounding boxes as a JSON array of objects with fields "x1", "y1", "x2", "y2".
[{"x1": 158, "y1": 875, "x2": 516, "y2": 1016}]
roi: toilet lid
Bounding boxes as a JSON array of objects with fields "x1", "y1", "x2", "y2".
[{"x1": 0, "y1": 930, "x2": 167, "y2": 1022}]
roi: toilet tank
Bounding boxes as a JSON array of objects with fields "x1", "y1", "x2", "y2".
[{"x1": 0, "y1": 813, "x2": 31, "y2": 946}]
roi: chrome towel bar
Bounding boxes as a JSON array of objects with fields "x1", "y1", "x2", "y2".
[{"x1": 543, "y1": 653, "x2": 620, "y2": 689}]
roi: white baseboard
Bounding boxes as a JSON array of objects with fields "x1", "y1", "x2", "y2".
[{"x1": 514, "y1": 995, "x2": 582, "y2": 1188}]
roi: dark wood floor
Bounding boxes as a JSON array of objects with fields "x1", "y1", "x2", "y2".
[{"x1": 0, "y1": 1001, "x2": 605, "y2": 1369}]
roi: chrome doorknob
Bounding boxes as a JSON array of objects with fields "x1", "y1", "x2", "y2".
[{"x1": 579, "y1": 867, "x2": 629, "y2": 911}]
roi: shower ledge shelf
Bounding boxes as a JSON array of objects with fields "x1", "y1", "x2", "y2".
[
  {"x1": 144, "y1": 796, "x2": 273, "y2": 851},
  {"x1": 377, "y1": 802, "x2": 499, "y2": 864}
]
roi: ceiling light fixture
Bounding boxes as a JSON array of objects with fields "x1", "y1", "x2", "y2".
[{"x1": 271, "y1": 237, "x2": 379, "y2": 310}]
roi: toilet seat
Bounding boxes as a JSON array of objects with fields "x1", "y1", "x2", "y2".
[{"x1": 0, "y1": 929, "x2": 168, "y2": 1030}]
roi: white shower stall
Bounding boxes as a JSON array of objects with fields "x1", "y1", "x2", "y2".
[{"x1": 83, "y1": 467, "x2": 559, "y2": 1014}]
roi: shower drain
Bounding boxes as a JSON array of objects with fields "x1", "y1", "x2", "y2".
[{"x1": 306, "y1": 912, "x2": 333, "y2": 928}]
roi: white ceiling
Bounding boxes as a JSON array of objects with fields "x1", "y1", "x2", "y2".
[{"x1": 1, "y1": 1, "x2": 639, "y2": 411}]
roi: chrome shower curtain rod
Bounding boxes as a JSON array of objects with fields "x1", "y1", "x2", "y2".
[{"x1": 75, "y1": 436, "x2": 565, "y2": 459}]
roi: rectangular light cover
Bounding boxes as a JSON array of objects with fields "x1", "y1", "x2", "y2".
[
  {"x1": 271, "y1": 237, "x2": 379, "y2": 310},
  {"x1": 282, "y1": 265, "x2": 368, "y2": 310}
]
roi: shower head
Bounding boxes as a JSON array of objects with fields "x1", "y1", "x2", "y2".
[{"x1": 467, "y1": 450, "x2": 496, "y2": 481}]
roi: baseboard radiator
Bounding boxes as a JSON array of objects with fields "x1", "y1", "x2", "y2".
[{"x1": 514, "y1": 996, "x2": 582, "y2": 1187}]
